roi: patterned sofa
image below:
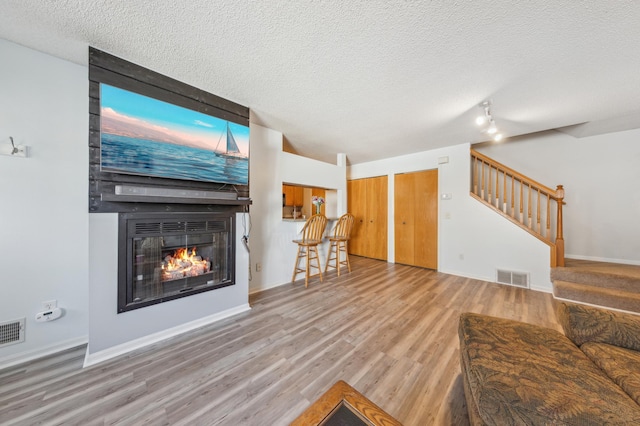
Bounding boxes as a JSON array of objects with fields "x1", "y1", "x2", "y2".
[{"x1": 458, "y1": 302, "x2": 640, "y2": 425}]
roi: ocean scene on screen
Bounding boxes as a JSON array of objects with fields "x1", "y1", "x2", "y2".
[{"x1": 100, "y1": 83, "x2": 249, "y2": 185}]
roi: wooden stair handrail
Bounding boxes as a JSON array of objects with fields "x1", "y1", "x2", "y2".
[
  {"x1": 471, "y1": 149, "x2": 561, "y2": 200},
  {"x1": 470, "y1": 148, "x2": 565, "y2": 267}
]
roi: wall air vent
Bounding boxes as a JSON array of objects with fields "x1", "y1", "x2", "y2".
[
  {"x1": 496, "y1": 269, "x2": 530, "y2": 288},
  {"x1": 0, "y1": 318, "x2": 25, "y2": 347}
]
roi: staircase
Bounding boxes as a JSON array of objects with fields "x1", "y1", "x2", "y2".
[
  {"x1": 471, "y1": 149, "x2": 640, "y2": 313},
  {"x1": 470, "y1": 149, "x2": 565, "y2": 267}
]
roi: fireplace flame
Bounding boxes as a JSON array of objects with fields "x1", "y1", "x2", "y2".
[{"x1": 162, "y1": 246, "x2": 211, "y2": 281}]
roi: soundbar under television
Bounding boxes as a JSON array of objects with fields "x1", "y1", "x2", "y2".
[{"x1": 100, "y1": 83, "x2": 249, "y2": 186}]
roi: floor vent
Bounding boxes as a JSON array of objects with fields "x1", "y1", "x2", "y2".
[
  {"x1": 0, "y1": 318, "x2": 25, "y2": 347},
  {"x1": 496, "y1": 269, "x2": 530, "y2": 288}
]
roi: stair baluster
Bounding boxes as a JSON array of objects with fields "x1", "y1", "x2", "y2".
[{"x1": 470, "y1": 149, "x2": 565, "y2": 267}]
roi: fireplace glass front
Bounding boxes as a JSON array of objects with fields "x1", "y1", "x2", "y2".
[{"x1": 118, "y1": 212, "x2": 235, "y2": 312}]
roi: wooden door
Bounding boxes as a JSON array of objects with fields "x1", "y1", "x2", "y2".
[
  {"x1": 347, "y1": 176, "x2": 387, "y2": 260},
  {"x1": 394, "y1": 173, "x2": 416, "y2": 265},
  {"x1": 394, "y1": 169, "x2": 438, "y2": 269},
  {"x1": 366, "y1": 176, "x2": 388, "y2": 260},
  {"x1": 347, "y1": 179, "x2": 366, "y2": 256},
  {"x1": 414, "y1": 170, "x2": 438, "y2": 268}
]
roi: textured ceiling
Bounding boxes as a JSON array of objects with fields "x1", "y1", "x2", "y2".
[{"x1": 2, "y1": 1, "x2": 640, "y2": 164}]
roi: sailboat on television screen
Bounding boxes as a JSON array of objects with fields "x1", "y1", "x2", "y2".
[{"x1": 215, "y1": 122, "x2": 247, "y2": 160}]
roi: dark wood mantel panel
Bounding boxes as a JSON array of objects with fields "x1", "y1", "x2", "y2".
[{"x1": 88, "y1": 47, "x2": 251, "y2": 213}]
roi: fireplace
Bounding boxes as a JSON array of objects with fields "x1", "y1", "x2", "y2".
[
  {"x1": 117, "y1": 211, "x2": 235, "y2": 312},
  {"x1": 89, "y1": 49, "x2": 250, "y2": 317}
]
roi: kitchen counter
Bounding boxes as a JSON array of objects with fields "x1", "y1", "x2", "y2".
[
  {"x1": 283, "y1": 217, "x2": 338, "y2": 236},
  {"x1": 282, "y1": 217, "x2": 338, "y2": 222}
]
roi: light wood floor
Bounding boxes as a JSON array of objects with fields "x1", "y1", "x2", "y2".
[{"x1": 0, "y1": 257, "x2": 561, "y2": 425}]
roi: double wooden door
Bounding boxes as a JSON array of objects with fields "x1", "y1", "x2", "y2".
[
  {"x1": 394, "y1": 169, "x2": 438, "y2": 269},
  {"x1": 347, "y1": 176, "x2": 388, "y2": 260}
]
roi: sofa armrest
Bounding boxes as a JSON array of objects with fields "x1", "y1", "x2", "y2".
[{"x1": 557, "y1": 302, "x2": 640, "y2": 350}]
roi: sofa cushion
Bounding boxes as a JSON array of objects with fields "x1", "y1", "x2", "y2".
[
  {"x1": 581, "y1": 341, "x2": 640, "y2": 405},
  {"x1": 557, "y1": 302, "x2": 640, "y2": 350},
  {"x1": 459, "y1": 313, "x2": 640, "y2": 425}
]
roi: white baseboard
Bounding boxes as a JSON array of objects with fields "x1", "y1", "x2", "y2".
[
  {"x1": 529, "y1": 283, "x2": 553, "y2": 294},
  {"x1": 248, "y1": 281, "x2": 292, "y2": 296},
  {"x1": 437, "y1": 268, "x2": 493, "y2": 283},
  {"x1": 83, "y1": 303, "x2": 251, "y2": 368},
  {"x1": 439, "y1": 268, "x2": 552, "y2": 294},
  {"x1": 566, "y1": 254, "x2": 640, "y2": 266},
  {"x1": 0, "y1": 336, "x2": 88, "y2": 370}
]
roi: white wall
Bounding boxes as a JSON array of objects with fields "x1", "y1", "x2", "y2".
[
  {"x1": 6, "y1": 38, "x2": 605, "y2": 367},
  {"x1": 0, "y1": 39, "x2": 89, "y2": 367},
  {"x1": 86, "y1": 212, "x2": 250, "y2": 365},
  {"x1": 0, "y1": 39, "x2": 251, "y2": 368},
  {"x1": 349, "y1": 143, "x2": 552, "y2": 292},
  {"x1": 248, "y1": 124, "x2": 347, "y2": 293},
  {"x1": 476, "y1": 129, "x2": 640, "y2": 265}
]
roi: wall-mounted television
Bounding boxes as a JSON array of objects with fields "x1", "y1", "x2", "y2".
[{"x1": 100, "y1": 83, "x2": 249, "y2": 185}]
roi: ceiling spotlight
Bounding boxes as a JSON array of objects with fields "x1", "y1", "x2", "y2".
[
  {"x1": 475, "y1": 100, "x2": 504, "y2": 141},
  {"x1": 476, "y1": 101, "x2": 491, "y2": 126}
]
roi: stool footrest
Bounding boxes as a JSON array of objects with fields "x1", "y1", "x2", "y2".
[
  {"x1": 325, "y1": 240, "x2": 351, "y2": 277},
  {"x1": 292, "y1": 244, "x2": 324, "y2": 288}
]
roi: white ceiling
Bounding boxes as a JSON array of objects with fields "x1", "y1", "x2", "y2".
[{"x1": 2, "y1": 1, "x2": 640, "y2": 164}]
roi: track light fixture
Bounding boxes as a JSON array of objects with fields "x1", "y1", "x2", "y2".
[{"x1": 475, "y1": 101, "x2": 503, "y2": 142}]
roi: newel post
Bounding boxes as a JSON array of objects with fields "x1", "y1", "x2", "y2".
[{"x1": 555, "y1": 185, "x2": 565, "y2": 267}]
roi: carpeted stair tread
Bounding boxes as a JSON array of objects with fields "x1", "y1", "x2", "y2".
[
  {"x1": 552, "y1": 259, "x2": 640, "y2": 313},
  {"x1": 551, "y1": 259, "x2": 640, "y2": 293},
  {"x1": 554, "y1": 280, "x2": 640, "y2": 314}
]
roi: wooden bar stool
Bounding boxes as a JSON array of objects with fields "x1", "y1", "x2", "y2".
[
  {"x1": 325, "y1": 213, "x2": 355, "y2": 276},
  {"x1": 292, "y1": 214, "x2": 328, "y2": 287}
]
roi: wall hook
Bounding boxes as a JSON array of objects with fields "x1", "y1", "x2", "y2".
[
  {"x1": 1, "y1": 136, "x2": 29, "y2": 158},
  {"x1": 10, "y1": 137, "x2": 18, "y2": 155}
]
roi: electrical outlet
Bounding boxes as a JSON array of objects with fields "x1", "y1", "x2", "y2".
[
  {"x1": 42, "y1": 300, "x2": 57, "y2": 311},
  {"x1": 256, "y1": 263, "x2": 262, "y2": 272}
]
